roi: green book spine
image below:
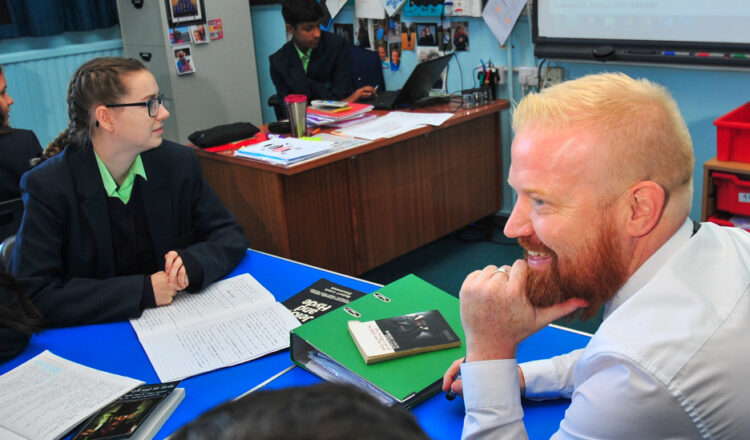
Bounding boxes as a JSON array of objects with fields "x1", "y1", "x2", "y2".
[{"x1": 290, "y1": 274, "x2": 465, "y2": 403}]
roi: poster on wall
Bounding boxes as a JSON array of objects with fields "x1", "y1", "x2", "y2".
[{"x1": 165, "y1": 0, "x2": 207, "y2": 28}]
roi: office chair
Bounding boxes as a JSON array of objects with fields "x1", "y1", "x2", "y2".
[{"x1": 267, "y1": 45, "x2": 386, "y2": 121}]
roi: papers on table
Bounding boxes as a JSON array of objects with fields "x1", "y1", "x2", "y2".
[
  {"x1": 234, "y1": 137, "x2": 334, "y2": 166},
  {"x1": 0, "y1": 351, "x2": 143, "y2": 440},
  {"x1": 314, "y1": 133, "x2": 370, "y2": 152},
  {"x1": 130, "y1": 274, "x2": 301, "y2": 382},
  {"x1": 334, "y1": 111, "x2": 453, "y2": 140}
]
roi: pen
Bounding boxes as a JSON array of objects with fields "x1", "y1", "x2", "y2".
[{"x1": 445, "y1": 358, "x2": 466, "y2": 400}]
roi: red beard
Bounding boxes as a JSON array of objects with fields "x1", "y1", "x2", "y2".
[{"x1": 518, "y1": 217, "x2": 628, "y2": 319}]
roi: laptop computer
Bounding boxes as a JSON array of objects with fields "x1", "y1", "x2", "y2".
[{"x1": 367, "y1": 53, "x2": 454, "y2": 110}]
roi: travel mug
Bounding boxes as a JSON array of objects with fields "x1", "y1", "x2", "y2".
[{"x1": 284, "y1": 94, "x2": 307, "y2": 138}]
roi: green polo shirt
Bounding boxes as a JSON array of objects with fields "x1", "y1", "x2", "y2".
[
  {"x1": 294, "y1": 43, "x2": 312, "y2": 72},
  {"x1": 95, "y1": 153, "x2": 147, "y2": 204}
]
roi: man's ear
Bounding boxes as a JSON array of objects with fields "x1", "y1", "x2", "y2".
[
  {"x1": 626, "y1": 181, "x2": 666, "y2": 237},
  {"x1": 94, "y1": 105, "x2": 115, "y2": 132},
  {"x1": 285, "y1": 23, "x2": 294, "y2": 35}
]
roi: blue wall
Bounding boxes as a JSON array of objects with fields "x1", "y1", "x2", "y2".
[{"x1": 3, "y1": 10, "x2": 750, "y2": 219}]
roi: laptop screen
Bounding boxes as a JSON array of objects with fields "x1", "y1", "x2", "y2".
[{"x1": 395, "y1": 53, "x2": 454, "y2": 106}]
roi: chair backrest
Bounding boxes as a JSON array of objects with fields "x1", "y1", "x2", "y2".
[
  {"x1": 350, "y1": 45, "x2": 386, "y2": 91},
  {"x1": 0, "y1": 198, "x2": 23, "y2": 243}
]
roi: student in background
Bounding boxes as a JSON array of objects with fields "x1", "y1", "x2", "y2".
[
  {"x1": 171, "y1": 383, "x2": 430, "y2": 440},
  {"x1": 10, "y1": 57, "x2": 248, "y2": 327},
  {"x1": 0, "y1": 65, "x2": 43, "y2": 202},
  {"x1": 444, "y1": 72, "x2": 750, "y2": 438},
  {"x1": 269, "y1": 0, "x2": 376, "y2": 104}
]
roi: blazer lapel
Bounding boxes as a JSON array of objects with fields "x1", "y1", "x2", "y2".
[
  {"x1": 139, "y1": 150, "x2": 173, "y2": 260},
  {"x1": 69, "y1": 146, "x2": 116, "y2": 277},
  {"x1": 286, "y1": 42, "x2": 312, "y2": 97}
]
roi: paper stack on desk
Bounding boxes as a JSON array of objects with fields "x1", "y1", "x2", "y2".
[
  {"x1": 307, "y1": 102, "x2": 374, "y2": 126},
  {"x1": 234, "y1": 137, "x2": 334, "y2": 166}
]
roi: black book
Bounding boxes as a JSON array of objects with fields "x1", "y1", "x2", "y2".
[
  {"x1": 72, "y1": 382, "x2": 184, "y2": 440},
  {"x1": 283, "y1": 278, "x2": 366, "y2": 324}
]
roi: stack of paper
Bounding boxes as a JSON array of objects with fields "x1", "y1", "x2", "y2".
[
  {"x1": 234, "y1": 137, "x2": 334, "y2": 166},
  {"x1": 333, "y1": 111, "x2": 453, "y2": 140},
  {"x1": 307, "y1": 102, "x2": 374, "y2": 126}
]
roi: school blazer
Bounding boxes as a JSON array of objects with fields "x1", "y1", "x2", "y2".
[
  {"x1": 0, "y1": 129, "x2": 42, "y2": 202},
  {"x1": 10, "y1": 141, "x2": 248, "y2": 327},
  {"x1": 269, "y1": 31, "x2": 354, "y2": 101}
]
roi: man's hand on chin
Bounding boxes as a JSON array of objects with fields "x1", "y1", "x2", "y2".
[{"x1": 459, "y1": 260, "x2": 589, "y2": 362}]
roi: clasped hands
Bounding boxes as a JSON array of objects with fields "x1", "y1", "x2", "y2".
[
  {"x1": 151, "y1": 250, "x2": 189, "y2": 306},
  {"x1": 442, "y1": 260, "x2": 588, "y2": 397}
]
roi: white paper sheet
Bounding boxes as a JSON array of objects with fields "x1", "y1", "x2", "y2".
[
  {"x1": 334, "y1": 112, "x2": 431, "y2": 140},
  {"x1": 355, "y1": 0, "x2": 385, "y2": 19},
  {"x1": 130, "y1": 274, "x2": 301, "y2": 382},
  {"x1": 0, "y1": 351, "x2": 142, "y2": 440},
  {"x1": 482, "y1": 0, "x2": 527, "y2": 46}
]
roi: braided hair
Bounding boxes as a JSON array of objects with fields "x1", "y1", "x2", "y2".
[{"x1": 40, "y1": 57, "x2": 146, "y2": 162}]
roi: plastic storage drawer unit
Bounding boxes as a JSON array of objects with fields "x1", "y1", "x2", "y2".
[
  {"x1": 714, "y1": 102, "x2": 750, "y2": 163},
  {"x1": 713, "y1": 171, "x2": 750, "y2": 216}
]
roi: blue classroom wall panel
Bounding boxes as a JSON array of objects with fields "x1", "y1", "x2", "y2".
[{"x1": 1, "y1": 10, "x2": 748, "y2": 218}]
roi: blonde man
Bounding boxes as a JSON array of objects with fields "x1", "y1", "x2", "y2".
[{"x1": 444, "y1": 72, "x2": 750, "y2": 438}]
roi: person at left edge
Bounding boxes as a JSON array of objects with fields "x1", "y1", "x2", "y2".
[
  {"x1": 0, "y1": 64, "x2": 43, "y2": 202},
  {"x1": 9, "y1": 57, "x2": 249, "y2": 327},
  {"x1": 269, "y1": 0, "x2": 376, "y2": 106}
]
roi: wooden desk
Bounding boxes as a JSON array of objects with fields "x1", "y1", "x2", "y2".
[{"x1": 195, "y1": 100, "x2": 508, "y2": 275}]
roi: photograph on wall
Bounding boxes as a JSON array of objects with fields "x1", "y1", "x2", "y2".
[
  {"x1": 375, "y1": 40, "x2": 389, "y2": 69},
  {"x1": 386, "y1": 14, "x2": 401, "y2": 42},
  {"x1": 451, "y1": 21, "x2": 469, "y2": 51},
  {"x1": 191, "y1": 24, "x2": 208, "y2": 44},
  {"x1": 208, "y1": 18, "x2": 224, "y2": 40},
  {"x1": 401, "y1": 21, "x2": 415, "y2": 50},
  {"x1": 389, "y1": 42, "x2": 401, "y2": 71},
  {"x1": 165, "y1": 0, "x2": 206, "y2": 28},
  {"x1": 173, "y1": 46, "x2": 196, "y2": 75},
  {"x1": 334, "y1": 23, "x2": 354, "y2": 45},
  {"x1": 372, "y1": 18, "x2": 388, "y2": 43},
  {"x1": 169, "y1": 26, "x2": 190, "y2": 46},
  {"x1": 438, "y1": 21, "x2": 452, "y2": 52},
  {"x1": 417, "y1": 23, "x2": 437, "y2": 46},
  {"x1": 354, "y1": 18, "x2": 373, "y2": 49}
]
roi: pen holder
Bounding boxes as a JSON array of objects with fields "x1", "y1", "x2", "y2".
[{"x1": 284, "y1": 94, "x2": 307, "y2": 138}]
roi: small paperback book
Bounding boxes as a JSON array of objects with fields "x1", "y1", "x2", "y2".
[
  {"x1": 72, "y1": 381, "x2": 184, "y2": 440},
  {"x1": 348, "y1": 310, "x2": 460, "y2": 364}
]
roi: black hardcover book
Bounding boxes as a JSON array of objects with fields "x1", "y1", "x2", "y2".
[{"x1": 283, "y1": 278, "x2": 366, "y2": 324}]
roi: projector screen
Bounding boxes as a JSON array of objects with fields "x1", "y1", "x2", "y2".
[{"x1": 532, "y1": 0, "x2": 750, "y2": 67}]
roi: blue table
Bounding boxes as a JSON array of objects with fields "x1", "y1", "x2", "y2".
[{"x1": 0, "y1": 250, "x2": 591, "y2": 439}]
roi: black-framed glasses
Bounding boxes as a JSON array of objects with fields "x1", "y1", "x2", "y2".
[{"x1": 106, "y1": 93, "x2": 164, "y2": 118}]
